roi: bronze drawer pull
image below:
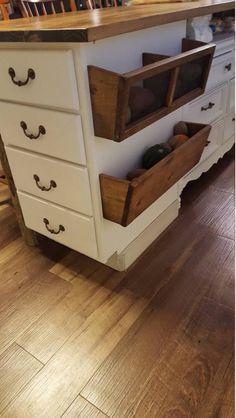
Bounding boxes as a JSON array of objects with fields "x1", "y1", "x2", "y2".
[
  {"x1": 43, "y1": 218, "x2": 65, "y2": 235},
  {"x1": 33, "y1": 174, "x2": 57, "y2": 191},
  {"x1": 8, "y1": 67, "x2": 35, "y2": 86},
  {"x1": 21, "y1": 121, "x2": 46, "y2": 140},
  {"x1": 201, "y1": 102, "x2": 215, "y2": 111},
  {"x1": 225, "y1": 63, "x2": 232, "y2": 71}
]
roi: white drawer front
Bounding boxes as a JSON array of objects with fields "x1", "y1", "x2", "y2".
[
  {"x1": 228, "y1": 78, "x2": 235, "y2": 112},
  {"x1": 224, "y1": 111, "x2": 235, "y2": 143},
  {"x1": 206, "y1": 52, "x2": 234, "y2": 91},
  {"x1": 0, "y1": 50, "x2": 79, "y2": 111},
  {"x1": 18, "y1": 192, "x2": 98, "y2": 259},
  {"x1": 0, "y1": 102, "x2": 86, "y2": 165},
  {"x1": 183, "y1": 85, "x2": 228, "y2": 125},
  {"x1": 6, "y1": 147, "x2": 93, "y2": 215}
]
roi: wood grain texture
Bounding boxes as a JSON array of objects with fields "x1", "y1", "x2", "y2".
[
  {"x1": 0, "y1": 0, "x2": 234, "y2": 42},
  {"x1": 62, "y1": 395, "x2": 107, "y2": 417},
  {"x1": 0, "y1": 148, "x2": 234, "y2": 418},
  {"x1": 0, "y1": 343, "x2": 42, "y2": 414},
  {"x1": 100, "y1": 123, "x2": 211, "y2": 225},
  {"x1": 89, "y1": 41, "x2": 215, "y2": 141}
]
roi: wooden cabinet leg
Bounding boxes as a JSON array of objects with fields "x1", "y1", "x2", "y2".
[{"x1": 0, "y1": 135, "x2": 38, "y2": 247}]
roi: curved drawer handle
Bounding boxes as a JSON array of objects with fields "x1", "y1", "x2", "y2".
[
  {"x1": 8, "y1": 67, "x2": 36, "y2": 87},
  {"x1": 21, "y1": 121, "x2": 46, "y2": 140},
  {"x1": 33, "y1": 174, "x2": 57, "y2": 192},
  {"x1": 43, "y1": 218, "x2": 65, "y2": 235},
  {"x1": 225, "y1": 63, "x2": 232, "y2": 72},
  {"x1": 201, "y1": 102, "x2": 215, "y2": 111}
]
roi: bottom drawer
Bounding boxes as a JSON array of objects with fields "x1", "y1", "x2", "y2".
[
  {"x1": 224, "y1": 111, "x2": 235, "y2": 143},
  {"x1": 18, "y1": 192, "x2": 98, "y2": 259},
  {"x1": 100, "y1": 122, "x2": 211, "y2": 226}
]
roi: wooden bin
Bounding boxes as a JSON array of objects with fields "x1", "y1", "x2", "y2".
[
  {"x1": 88, "y1": 39, "x2": 215, "y2": 142},
  {"x1": 100, "y1": 122, "x2": 211, "y2": 226}
]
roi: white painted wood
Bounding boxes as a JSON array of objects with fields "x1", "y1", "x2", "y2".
[
  {"x1": 81, "y1": 21, "x2": 186, "y2": 74},
  {"x1": 179, "y1": 135, "x2": 235, "y2": 194},
  {"x1": 224, "y1": 111, "x2": 235, "y2": 143},
  {"x1": 198, "y1": 118, "x2": 223, "y2": 164},
  {"x1": 6, "y1": 147, "x2": 93, "y2": 215},
  {"x1": 107, "y1": 200, "x2": 179, "y2": 271},
  {"x1": 0, "y1": 102, "x2": 86, "y2": 164},
  {"x1": 0, "y1": 50, "x2": 79, "y2": 111},
  {"x1": 212, "y1": 33, "x2": 235, "y2": 57},
  {"x1": 228, "y1": 78, "x2": 235, "y2": 111},
  {"x1": 183, "y1": 84, "x2": 228, "y2": 125},
  {"x1": 206, "y1": 51, "x2": 234, "y2": 91},
  {"x1": 18, "y1": 191, "x2": 98, "y2": 259},
  {"x1": 0, "y1": 20, "x2": 234, "y2": 268}
]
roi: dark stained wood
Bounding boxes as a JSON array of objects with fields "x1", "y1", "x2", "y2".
[
  {"x1": 0, "y1": 0, "x2": 234, "y2": 42},
  {"x1": 100, "y1": 122, "x2": 211, "y2": 226},
  {"x1": 88, "y1": 40, "x2": 215, "y2": 141},
  {"x1": 0, "y1": 148, "x2": 234, "y2": 418}
]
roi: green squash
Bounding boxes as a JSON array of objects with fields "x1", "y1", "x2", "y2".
[{"x1": 142, "y1": 144, "x2": 170, "y2": 169}]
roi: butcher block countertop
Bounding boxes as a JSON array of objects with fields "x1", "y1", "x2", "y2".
[{"x1": 0, "y1": 0, "x2": 234, "y2": 43}]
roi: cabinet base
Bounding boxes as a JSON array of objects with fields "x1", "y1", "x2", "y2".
[{"x1": 106, "y1": 200, "x2": 180, "y2": 271}]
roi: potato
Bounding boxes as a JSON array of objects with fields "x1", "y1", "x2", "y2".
[{"x1": 168, "y1": 134, "x2": 189, "y2": 150}]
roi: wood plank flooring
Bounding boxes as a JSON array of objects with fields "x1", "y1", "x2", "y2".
[{"x1": 0, "y1": 149, "x2": 234, "y2": 418}]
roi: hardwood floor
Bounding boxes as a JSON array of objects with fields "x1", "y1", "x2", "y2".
[{"x1": 0, "y1": 150, "x2": 234, "y2": 418}]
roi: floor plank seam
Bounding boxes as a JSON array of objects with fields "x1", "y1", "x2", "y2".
[{"x1": 15, "y1": 343, "x2": 45, "y2": 366}]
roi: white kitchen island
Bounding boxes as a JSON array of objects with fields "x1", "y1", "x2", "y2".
[{"x1": 0, "y1": 0, "x2": 234, "y2": 269}]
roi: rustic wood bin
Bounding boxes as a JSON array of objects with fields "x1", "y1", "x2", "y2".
[
  {"x1": 99, "y1": 122, "x2": 212, "y2": 226},
  {"x1": 88, "y1": 39, "x2": 215, "y2": 142}
]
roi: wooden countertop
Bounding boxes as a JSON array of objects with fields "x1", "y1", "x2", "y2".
[{"x1": 0, "y1": 0, "x2": 234, "y2": 42}]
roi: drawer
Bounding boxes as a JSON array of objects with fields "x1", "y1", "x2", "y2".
[
  {"x1": 100, "y1": 122, "x2": 211, "y2": 226},
  {"x1": 0, "y1": 50, "x2": 79, "y2": 111},
  {"x1": 228, "y1": 78, "x2": 235, "y2": 111},
  {"x1": 88, "y1": 38, "x2": 215, "y2": 141},
  {"x1": 206, "y1": 52, "x2": 234, "y2": 91},
  {"x1": 18, "y1": 192, "x2": 98, "y2": 259},
  {"x1": 0, "y1": 102, "x2": 86, "y2": 165},
  {"x1": 183, "y1": 85, "x2": 228, "y2": 125},
  {"x1": 6, "y1": 148, "x2": 93, "y2": 215},
  {"x1": 224, "y1": 111, "x2": 235, "y2": 143}
]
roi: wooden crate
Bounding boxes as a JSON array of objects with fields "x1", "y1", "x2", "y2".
[
  {"x1": 88, "y1": 39, "x2": 215, "y2": 142},
  {"x1": 99, "y1": 122, "x2": 211, "y2": 226}
]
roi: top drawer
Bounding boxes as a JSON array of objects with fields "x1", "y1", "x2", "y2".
[{"x1": 0, "y1": 50, "x2": 79, "y2": 112}]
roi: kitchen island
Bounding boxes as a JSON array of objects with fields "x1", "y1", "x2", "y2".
[{"x1": 0, "y1": 0, "x2": 234, "y2": 270}]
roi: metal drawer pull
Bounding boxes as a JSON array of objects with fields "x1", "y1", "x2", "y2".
[
  {"x1": 43, "y1": 218, "x2": 65, "y2": 235},
  {"x1": 225, "y1": 63, "x2": 232, "y2": 71},
  {"x1": 205, "y1": 140, "x2": 211, "y2": 147},
  {"x1": 232, "y1": 118, "x2": 235, "y2": 122},
  {"x1": 33, "y1": 174, "x2": 57, "y2": 191},
  {"x1": 201, "y1": 102, "x2": 215, "y2": 111},
  {"x1": 8, "y1": 67, "x2": 35, "y2": 86},
  {"x1": 21, "y1": 121, "x2": 46, "y2": 140}
]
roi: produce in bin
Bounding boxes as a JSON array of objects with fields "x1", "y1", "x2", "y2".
[{"x1": 126, "y1": 122, "x2": 191, "y2": 178}]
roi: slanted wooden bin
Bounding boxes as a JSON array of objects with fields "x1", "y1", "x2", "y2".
[
  {"x1": 88, "y1": 39, "x2": 215, "y2": 142},
  {"x1": 100, "y1": 122, "x2": 212, "y2": 226}
]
